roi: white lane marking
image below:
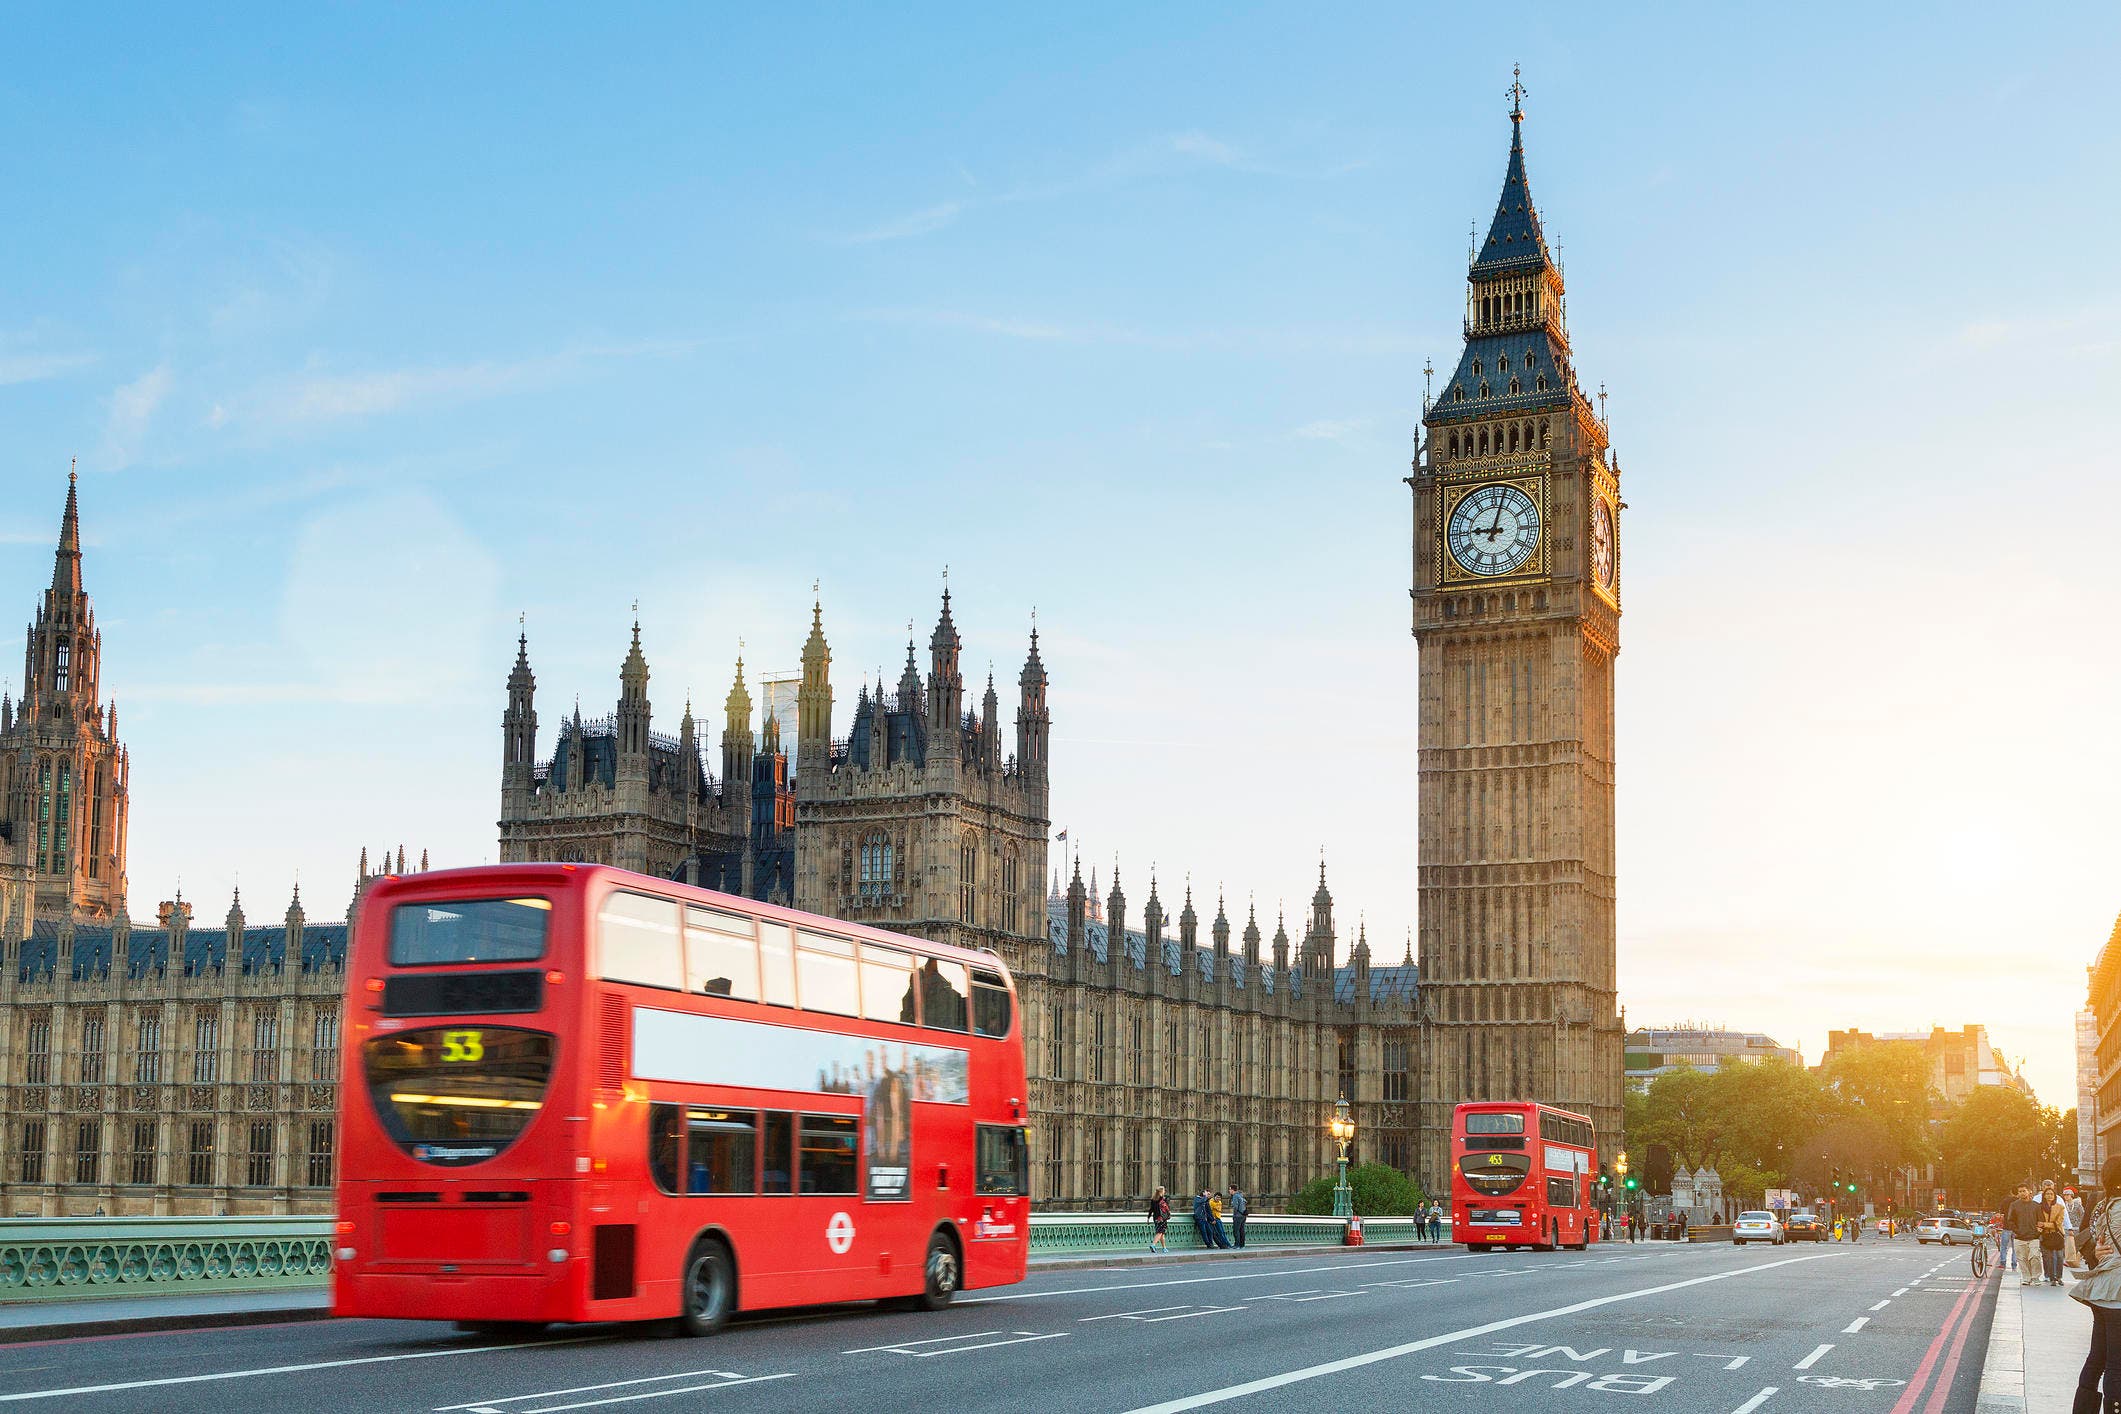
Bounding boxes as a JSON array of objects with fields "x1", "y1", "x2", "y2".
[
  {"x1": 1842, "y1": 1316, "x2": 1870, "y2": 1334},
  {"x1": 962, "y1": 1252, "x2": 1474, "y2": 1304},
  {"x1": 1248, "y1": 1289, "x2": 1366, "y2": 1303},
  {"x1": 842, "y1": 1330, "x2": 1003, "y2": 1354},
  {"x1": 0, "y1": 1335, "x2": 610, "y2": 1404},
  {"x1": 1731, "y1": 1388, "x2": 1778, "y2": 1414},
  {"x1": 438, "y1": 1369, "x2": 748, "y2": 1410},
  {"x1": 1080, "y1": 1306, "x2": 1194, "y2": 1322},
  {"x1": 1081, "y1": 1305, "x2": 1246, "y2": 1324},
  {"x1": 513, "y1": 1373, "x2": 797, "y2": 1413},
  {"x1": 896, "y1": 1331, "x2": 1065, "y2": 1358},
  {"x1": 1893, "y1": 1287, "x2": 1909, "y2": 1296},
  {"x1": 523, "y1": 1372, "x2": 794, "y2": 1413},
  {"x1": 1869, "y1": 1300, "x2": 1890, "y2": 1311},
  {"x1": 1793, "y1": 1343, "x2": 1833, "y2": 1370},
  {"x1": 1121, "y1": 1250, "x2": 1839, "y2": 1413}
]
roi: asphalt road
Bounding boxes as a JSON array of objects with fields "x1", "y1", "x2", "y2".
[{"x1": 0, "y1": 1237, "x2": 1996, "y2": 1413}]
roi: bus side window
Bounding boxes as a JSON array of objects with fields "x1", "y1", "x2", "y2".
[
  {"x1": 685, "y1": 906, "x2": 759, "y2": 1001},
  {"x1": 648, "y1": 1103, "x2": 683, "y2": 1195},
  {"x1": 975, "y1": 1124, "x2": 1026, "y2": 1196},
  {"x1": 795, "y1": 933, "x2": 859, "y2": 1017},
  {"x1": 598, "y1": 893, "x2": 683, "y2": 990},
  {"x1": 761, "y1": 1111, "x2": 794, "y2": 1195},
  {"x1": 799, "y1": 1114, "x2": 858, "y2": 1195},
  {"x1": 686, "y1": 1109, "x2": 758, "y2": 1196},
  {"x1": 971, "y1": 971, "x2": 1012, "y2": 1038},
  {"x1": 758, "y1": 924, "x2": 795, "y2": 1008},
  {"x1": 919, "y1": 958, "x2": 970, "y2": 1033},
  {"x1": 858, "y1": 946, "x2": 915, "y2": 1026}
]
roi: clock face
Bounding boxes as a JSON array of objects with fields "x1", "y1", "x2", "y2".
[
  {"x1": 1591, "y1": 496, "x2": 1616, "y2": 591},
  {"x1": 1447, "y1": 483, "x2": 1541, "y2": 577}
]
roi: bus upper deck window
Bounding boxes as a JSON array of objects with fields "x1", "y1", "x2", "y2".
[
  {"x1": 388, "y1": 898, "x2": 550, "y2": 967},
  {"x1": 685, "y1": 906, "x2": 759, "y2": 1002},
  {"x1": 971, "y1": 970, "x2": 1012, "y2": 1039},
  {"x1": 598, "y1": 893, "x2": 683, "y2": 990}
]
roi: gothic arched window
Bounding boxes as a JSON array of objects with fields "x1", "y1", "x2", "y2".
[{"x1": 859, "y1": 832, "x2": 893, "y2": 899}]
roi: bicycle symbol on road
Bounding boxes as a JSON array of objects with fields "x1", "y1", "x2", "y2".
[{"x1": 1798, "y1": 1375, "x2": 1908, "y2": 1390}]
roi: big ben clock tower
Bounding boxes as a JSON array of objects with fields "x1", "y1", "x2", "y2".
[{"x1": 1410, "y1": 76, "x2": 1624, "y2": 1183}]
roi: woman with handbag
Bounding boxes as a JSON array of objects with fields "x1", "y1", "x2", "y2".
[
  {"x1": 2044, "y1": 1181, "x2": 2070, "y2": 1286},
  {"x1": 2071, "y1": 1157, "x2": 2121, "y2": 1414}
]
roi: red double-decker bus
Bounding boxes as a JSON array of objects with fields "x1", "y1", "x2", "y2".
[
  {"x1": 1452, "y1": 1101, "x2": 1600, "y2": 1252},
  {"x1": 333, "y1": 863, "x2": 1030, "y2": 1334}
]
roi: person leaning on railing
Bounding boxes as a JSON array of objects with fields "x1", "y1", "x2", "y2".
[{"x1": 2070, "y1": 1157, "x2": 2121, "y2": 1414}]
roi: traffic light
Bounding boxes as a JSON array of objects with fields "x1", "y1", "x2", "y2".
[{"x1": 1624, "y1": 1175, "x2": 1639, "y2": 1191}]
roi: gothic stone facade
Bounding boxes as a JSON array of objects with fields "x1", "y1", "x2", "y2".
[
  {"x1": 1410, "y1": 98, "x2": 1627, "y2": 1180},
  {"x1": 0, "y1": 473, "x2": 377, "y2": 1217},
  {"x1": 507, "y1": 591, "x2": 1421, "y2": 1207}
]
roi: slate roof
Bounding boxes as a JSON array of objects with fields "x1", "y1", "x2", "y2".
[
  {"x1": 1426, "y1": 330, "x2": 1575, "y2": 426},
  {"x1": 1042, "y1": 898, "x2": 1415, "y2": 1007},
  {"x1": 15, "y1": 917, "x2": 348, "y2": 983},
  {"x1": 1470, "y1": 117, "x2": 1555, "y2": 280}
]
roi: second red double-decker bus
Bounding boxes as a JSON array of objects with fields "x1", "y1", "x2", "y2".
[
  {"x1": 333, "y1": 863, "x2": 1031, "y2": 1334},
  {"x1": 1452, "y1": 1100, "x2": 1600, "y2": 1251}
]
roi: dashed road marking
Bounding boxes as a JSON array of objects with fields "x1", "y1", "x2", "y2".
[
  {"x1": 1870, "y1": 1300, "x2": 1891, "y2": 1311},
  {"x1": 1793, "y1": 1343, "x2": 1834, "y2": 1370},
  {"x1": 1730, "y1": 1388, "x2": 1778, "y2": 1414},
  {"x1": 844, "y1": 1329, "x2": 1066, "y2": 1358},
  {"x1": 485, "y1": 1372, "x2": 797, "y2": 1413},
  {"x1": 1842, "y1": 1316, "x2": 1870, "y2": 1334}
]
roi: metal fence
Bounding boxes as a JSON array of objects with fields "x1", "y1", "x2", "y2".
[{"x1": 1, "y1": 1212, "x2": 1428, "y2": 1305}]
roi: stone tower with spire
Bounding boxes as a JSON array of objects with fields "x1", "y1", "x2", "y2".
[
  {"x1": 0, "y1": 468, "x2": 130, "y2": 927},
  {"x1": 1410, "y1": 75, "x2": 1625, "y2": 1178}
]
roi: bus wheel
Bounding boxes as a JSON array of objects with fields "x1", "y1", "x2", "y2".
[
  {"x1": 911, "y1": 1231, "x2": 960, "y2": 1311},
  {"x1": 679, "y1": 1238, "x2": 735, "y2": 1337}
]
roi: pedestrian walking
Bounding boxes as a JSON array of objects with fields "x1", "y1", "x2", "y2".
[
  {"x1": 2042, "y1": 1180, "x2": 2069, "y2": 1285},
  {"x1": 1206, "y1": 1191, "x2": 1233, "y2": 1249},
  {"x1": 1229, "y1": 1186, "x2": 1248, "y2": 1249},
  {"x1": 1148, "y1": 1185, "x2": 1171, "y2": 1254},
  {"x1": 2067, "y1": 1187, "x2": 2086, "y2": 1270},
  {"x1": 1993, "y1": 1209, "x2": 2015, "y2": 1272},
  {"x1": 2070, "y1": 1156, "x2": 2121, "y2": 1414},
  {"x1": 1190, "y1": 1189, "x2": 1211, "y2": 1248},
  {"x1": 2007, "y1": 1184, "x2": 2046, "y2": 1285}
]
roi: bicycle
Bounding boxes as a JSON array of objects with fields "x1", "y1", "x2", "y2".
[{"x1": 1971, "y1": 1230, "x2": 1990, "y2": 1280}]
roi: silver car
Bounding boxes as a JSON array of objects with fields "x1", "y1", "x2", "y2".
[
  {"x1": 1733, "y1": 1211, "x2": 1786, "y2": 1246},
  {"x1": 1917, "y1": 1216, "x2": 1979, "y2": 1246}
]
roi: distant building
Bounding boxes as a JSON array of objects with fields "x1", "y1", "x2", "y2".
[
  {"x1": 2078, "y1": 1007, "x2": 2101, "y2": 1190},
  {"x1": 1624, "y1": 1027, "x2": 1802, "y2": 1090},
  {"x1": 1819, "y1": 1025, "x2": 2028, "y2": 1109},
  {"x1": 2087, "y1": 915, "x2": 2121, "y2": 1181}
]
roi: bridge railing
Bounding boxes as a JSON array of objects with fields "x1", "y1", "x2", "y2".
[{"x1": 0, "y1": 1212, "x2": 1430, "y2": 1305}]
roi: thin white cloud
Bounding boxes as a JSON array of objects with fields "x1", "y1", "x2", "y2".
[
  {"x1": 1294, "y1": 418, "x2": 1365, "y2": 441},
  {"x1": 101, "y1": 364, "x2": 173, "y2": 467},
  {"x1": 852, "y1": 306, "x2": 1428, "y2": 356},
  {"x1": 830, "y1": 129, "x2": 1366, "y2": 245},
  {"x1": 0, "y1": 348, "x2": 95, "y2": 386},
  {"x1": 221, "y1": 339, "x2": 696, "y2": 431}
]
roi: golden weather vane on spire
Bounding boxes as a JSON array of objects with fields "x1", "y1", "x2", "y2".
[{"x1": 1507, "y1": 63, "x2": 1527, "y2": 120}]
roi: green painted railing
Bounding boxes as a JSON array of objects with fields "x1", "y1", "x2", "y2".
[
  {"x1": 0, "y1": 1216, "x2": 334, "y2": 1304},
  {"x1": 1, "y1": 1212, "x2": 1436, "y2": 1305}
]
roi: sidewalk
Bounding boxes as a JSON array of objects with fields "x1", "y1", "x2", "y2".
[
  {"x1": 0, "y1": 1288, "x2": 332, "y2": 1343},
  {"x1": 1978, "y1": 1264, "x2": 2091, "y2": 1412}
]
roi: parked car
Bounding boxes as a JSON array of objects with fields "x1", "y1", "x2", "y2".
[
  {"x1": 1733, "y1": 1211, "x2": 1786, "y2": 1246},
  {"x1": 1783, "y1": 1211, "x2": 1826, "y2": 1242},
  {"x1": 1916, "y1": 1216, "x2": 1980, "y2": 1246}
]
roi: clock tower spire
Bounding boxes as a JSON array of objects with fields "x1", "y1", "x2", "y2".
[{"x1": 1409, "y1": 80, "x2": 1624, "y2": 1183}]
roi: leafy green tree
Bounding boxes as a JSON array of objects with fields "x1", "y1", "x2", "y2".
[
  {"x1": 1638, "y1": 1068, "x2": 1726, "y2": 1176},
  {"x1": 1818, "y1": 1042, "x2": 1935, "y2": 1168},
  {"x1": 1712, "y1": 1059, "x2": 1829, "y2": 1188},
  {"x1": 1287, "y1": 1163, "x2": 1426, "y2": 1216},
  {"x1": 1937, "y1": 1086, "x2": 2063, "y2": 1205}
]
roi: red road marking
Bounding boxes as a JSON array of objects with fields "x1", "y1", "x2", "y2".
[
  {"x1": 1921, "y1": 1272, "x2": 1987, "y2": 1414},
  {"x1": 1887, "y1": 1273, "x2": 1985, "y2": 1414}
]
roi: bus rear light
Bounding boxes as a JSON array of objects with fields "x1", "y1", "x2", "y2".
[
  {"x1": 364, "y1": 977, "x2": 385, "y2": 993},
  {"x1": 561, "y1": 864, "x2": 576, "y2": 872},
  {"x1": 545, "y1": 970, "x2": 565, "y2": 985},
  {"x1": 592, "y1": 1158, "x2": 607, "y2": 1173},
  {"x1": 549, "y1": 1221, "x2": 571, "y2": 1237},
  {"x1": 335, "y1": 1220, "x2": 355, "y2": 1234}
]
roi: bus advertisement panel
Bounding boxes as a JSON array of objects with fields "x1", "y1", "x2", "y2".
[
  {"x1": 333, "y1": 863, "x2": 1030, "y2": 1336},
  {"x1": 1452, "y1": 1100, "x2": 1601, "y2": 1252}
]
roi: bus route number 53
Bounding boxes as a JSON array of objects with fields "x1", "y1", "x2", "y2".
[{"x1": 440, "y1": 1029, "x2": 485, "y2": 1063}]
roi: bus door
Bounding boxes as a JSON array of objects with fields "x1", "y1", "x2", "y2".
[{"x1": 967, "y1": 1122, "x2": 1029, "y2": 1286}]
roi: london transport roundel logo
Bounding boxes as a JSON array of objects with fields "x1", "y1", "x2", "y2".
[{"x1": 827, "y1": 1211, "x2": 855, "y2": 1255}]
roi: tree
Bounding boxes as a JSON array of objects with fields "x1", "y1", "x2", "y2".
[
  {"x1": 1638, "y1": 1068, "x2": 1726, "y2": 1176},
  {"x1": 1818, "y1": 1042, "x2": 1936, "y2": 1168},
  {"x1": 1288, "y1": 1163, "x2": 1426, "y2": 1216},
  {"x1": 1936, "y1": 1086, "x2": 2058, "y2": 1208},
  {"x1": 1712, "y1": 1059, "x2": 1830, "y2": 1188}
]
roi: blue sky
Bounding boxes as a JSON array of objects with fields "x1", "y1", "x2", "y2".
[{"x1": 2, "y1": 4, "x2": 2116, "y2": 1105}]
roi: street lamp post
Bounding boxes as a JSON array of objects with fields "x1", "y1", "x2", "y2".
[{"x1": 1328, "y1": 1096, "x2": 1357, "y2": 1219}]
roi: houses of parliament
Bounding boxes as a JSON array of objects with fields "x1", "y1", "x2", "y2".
[{"x1": 0, "y1": 92, "x2": 1622, "y2": 1215}]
